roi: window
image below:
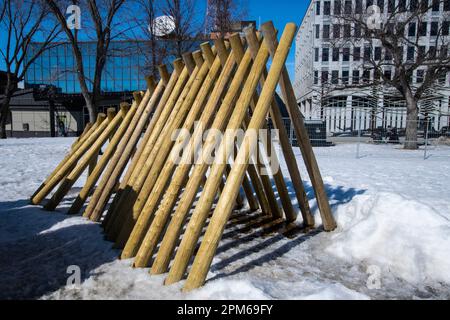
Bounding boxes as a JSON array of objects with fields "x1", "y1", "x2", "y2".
[
  {"x1": 443, "y1": 21, "x2": 449, "y2": 36},
  {"x1": 418, "y1": 22, "x2": 427, "y2": 36},
  {"x1": 407, "y1": 46, "x2": 415, "y2": 60},
  {"x1": 418, "y1": 45, "x2": 426, "y2": 58},
  {"x1": 323, "y1": 25, "x2": 330, "y2": 39},
  {"x1": 355, "y1": 0, "x2": 363, "y2": 13},
  {"x1": 316, "y1": 1, "x2": 321, "y2": 15},
  {"x1": 344, "y1": 24, "x2": 351, "y2": 37},
  {"x1": 342, "y1": 70, "x2": 349, "y2": 84},
  {"x1": 364, "y1": 46, "x2": 371, "y2": 60},
  {"x1": 363, "y1": 70, "x2": 371, "y2": 82},
  {"x1": 316, "y1": 24, "x2": 320, "y2": 39},
  {"x1": 343, "y1": 47, "x2": 350, "y2": 61},
  {"x1": 333, "y1": 47, "x2": 340, "y2": 61},
  {"x1": 375, "y1": 47, "x2": 382, "y2": 60},
  {"x1": 333, "y1": 24, "x2": 341, "y2": 38},
  {"x1": 377, "y1": 0, "x2": 385, "y2": 12},
  {"x1": 416, "y1": 70, "x2": 424, "y2": 83},
  {"x1": 388, "y1": 0, "x2": 395, "y2": 13},
  {"x1": 432, "y1": 0, "x2": 440, "y2": 11},
  {"x1": 354, "y1": 47, "x2": 361, "y2": 60},
  {"x1": 324, "y1": 1, "x2": 331, "y2": 15},
  {"x1": 384, "y1": 69, "x2": 392, "y2": 80},
  {"x1": 445, "y1": 0, "x2": 450, "y2": 11},
  {"x1": 314, "y1": 70, "x2": 319, "y2": 84},
  {"x1": 334, "y1": 0, "x2": 341, "y2": 14},
  {"x1": 408, "y1": 22, "x2": 416, "y2": 37},
  {"x1": 323, "y1": 48, "x2": 330, "y2": 62},
  {"x1": 410, "y1": 0, "x2": 418, "y2": 10},
  {"x1": 399, "y1": 0, "x2": 406, "y2": 11},
  {"x1": 321, "y1": 71, "x2": 329, "y2": 83},
  {"x1": 430, "y1": 22, "x2": 439, "y2": 36},
  {"x1": 354, "y1": 24, "x2": 362, "y2": 37},
  {"x1": 438, "y1": 71, "x2": 447, "y2": 84},
  {"x1": 332, "y1": 70, "x2": 339, "y2": 84},
  {"x1": 352, "y1": 70, "x2": 360, "y2": 84},
  {"x1": 344, "y1": 0, "x2": 352, "y2": 14},
  {"x1": 315, "y1": 48, "x2": 319, "y2": 62},
  {"x1": 440, "y1": 45, "x2": 448, "y2": 58},
  {"x1": 367, "y1": 0, "x2": 374, "y2": 8},
  {"x1": 421, "y1": 0, "x2": 429, "y2": 11},
  {"x1": 430, "y1": 46, "x2": 437, "y2": 58},
  {"x1": 384, "y1": 49, "x2": 392, "y2": 61}
]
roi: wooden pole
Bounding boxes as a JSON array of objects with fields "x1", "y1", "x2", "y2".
[
  {"x1": 83, "y1": 75, "x2": 165, "y2": 221},
  {"x1": 43, "y1": 108, "x2": 126, "y2": 211},
  {"x1": 121, "y1": 40, "x2": 232, "y2": 261},
  {"x1": 261, "y1": 22, "x2": 336, "y2": 231},
  {"x1": 164, "y1": 34, "x2": 273, "y2": 285},
  {"x1": 245, "y1": 27, "x2": 313, "y2": 225},
  {"x1": 31, "y1": 113, "x2": 108, "y2": 205},
  {"x1": 68, "y1": 102, "x2": 137, "y2": 214},
  {"x1": 114, "y1": 44, "x2": 220, "y2": 249},
  {"x1": 105, "y1": 54, "x2": 200, "y2": 239},
  {"x1": 182, "y1": 23, "x2": 297, "y2": 291},
  {"x1": 102, "y1": 61, "x2": 186, "y2": 232},
  {"x1": 101, "y1": 64, "x2": 181, "y2": 225},
  {"x1": 30, "y1": 121, "x2": 96, "y2": 201},
  {"x1": 152, "y1": 35, "x2": 270, "y2": 278}
]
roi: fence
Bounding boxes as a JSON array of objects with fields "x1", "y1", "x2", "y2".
[{"x1": 278, "y1": 117, "x2": 450, "y2": 160}]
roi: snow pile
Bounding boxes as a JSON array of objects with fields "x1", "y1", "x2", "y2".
[
  {"x1": 1, "y1": 138, "x2": 450, "y2": 299},
  {"x1": 327, "y1": 192, "x2": 450, "y2": 284}
]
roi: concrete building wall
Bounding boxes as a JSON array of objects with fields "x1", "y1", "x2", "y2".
[{"x1": 295, "y1": 0, "x2": 450, "y2": 136}]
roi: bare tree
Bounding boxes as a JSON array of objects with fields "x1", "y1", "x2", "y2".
[
  {"x1": 128, "y1": 0, "x2": 170, "y2": 78},
  {"x1": 0, "y1": 0, "x2": 60, "y2": 139},
  {"x1": 329, "y1": 0, "x2": 450, "y2": 149},
  {"x1": 205, "y1": 0, "x2": 248, "y2": 37},
  {"x1": 45, "y1": 0, "x2": 126, "y2": 123},
  {"x1": 162, "y1": 0, "x2": 202, "y2": 58}
]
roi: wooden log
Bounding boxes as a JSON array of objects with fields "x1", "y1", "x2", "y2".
[
  {"x1": 106, "y1": 54, "x2": 200, "y2": 239},
  {"x1": 43, "y1": 108, "x2": 126, "y2": 211},
  {"x1": 83, "y1": 75, "x2": 163, "y2": 221},
  {"x1": 163, "y1": 34, "x2": 273, "y2": 285},
  {"x1": 182, "y1": 22, "x2": 298, "y2": 291},
  {"x1": 68, "y1": 102, "x2": 137, "y2": 214},
  {"x1": 99, "y1": 67, "x2": 176, "y2": 228},
  {"x1": 120, "y1": 41, "x2": 231, "y2": 260},
  {"x1": 101, "y1": 65, "x2": 179, "y2": 225},
  {"x1": 261, "y1": 22, "x2": 336, "y2": 231},
  {"x1": 102, "y1": 61, "x2": 185, "y2": 232},
  {"x1": 244, "y1": 27, "x2": 313, "y2": 225},
  {"x1": 151, "y1": 35, "x2": 269, "y2": 278},
  {"x1": 114, "y1": 44, "x2": 219, "y2": 249},
  {"x1": 31, "y1": 113, "x2": 108, "y2": 205},
  {"x1": 30, "y1": 121, "x2": 95, "y2": 201}
]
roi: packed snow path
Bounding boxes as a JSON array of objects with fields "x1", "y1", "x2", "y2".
[{"x1": 0, "y1": 138, "x2": 449, "y2": 299}]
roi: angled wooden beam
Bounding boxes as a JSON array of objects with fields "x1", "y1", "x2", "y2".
[
  {"x1": 182, "y1": 22, "x2": 297, "y2": 291},
  {"x1": 261, "y1": 22, "x2": 336, "y2": 231}
]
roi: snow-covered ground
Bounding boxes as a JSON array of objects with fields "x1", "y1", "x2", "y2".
[{"x1": 0, "y1": 137, "x2": 449, "y2": 300}]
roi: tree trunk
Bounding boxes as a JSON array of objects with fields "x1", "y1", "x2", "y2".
[
  {"x1": 404, "y1": 94, "x2": 419, "y2": 150},
  {"x1": 0, "y1": 85, "x2": 14, "y2": 139}
]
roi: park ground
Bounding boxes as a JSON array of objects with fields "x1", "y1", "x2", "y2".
[{"x1": 0, "y1": 137, "x2": 449, "y2": 299}]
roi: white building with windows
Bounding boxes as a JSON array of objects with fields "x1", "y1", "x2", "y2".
[{"x1": 295, "y1": 0, "x2": 450, "y2": 136}]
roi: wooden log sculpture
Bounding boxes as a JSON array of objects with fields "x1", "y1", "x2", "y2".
[{"x1": 30, "y1": 21, "x2": 336, "y2": 291}]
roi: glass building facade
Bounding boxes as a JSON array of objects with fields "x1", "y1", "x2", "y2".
[{"x1": 24, "y1": 41, "x2": 156, "y2": 94}]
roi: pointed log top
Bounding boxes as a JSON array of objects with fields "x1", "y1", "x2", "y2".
[
  {"x1": 200, "y1": 42, "x2": 215, "y2": 66},
  {"x1": 192, "y1": 50, "x2": 204, "y2": 68},
  {"x1": 145, "y1": 75, "x2": 156, "y2": 92},
  {"x1": 120, "y1": 102, "x2": 131, "y2": 113},
  {"x1": 182, "y1": 52, "x2": 195, "y2": 74},
  {"x1": 173, "y1": 58, "x2": 184, "y2": 74},
  {"x1": 96, "y1": 113, "x2": 107, "y2": 124},
  {"x1": 212, "y1": 39, "x2": 227, "y2": 66},
  {"x1": 158, "y1": 65, "x2": 170, "y2": 85},
  {"x1": 106, "y1": 108, "x2": 116, "y2": 120}
]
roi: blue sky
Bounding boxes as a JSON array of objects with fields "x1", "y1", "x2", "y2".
[
  {"x1": 247, "y1": 0, "x2": 310, "y2": 78},
  {"x1": 0, "y1": 0, "x2": 310, "y2": 83}
]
